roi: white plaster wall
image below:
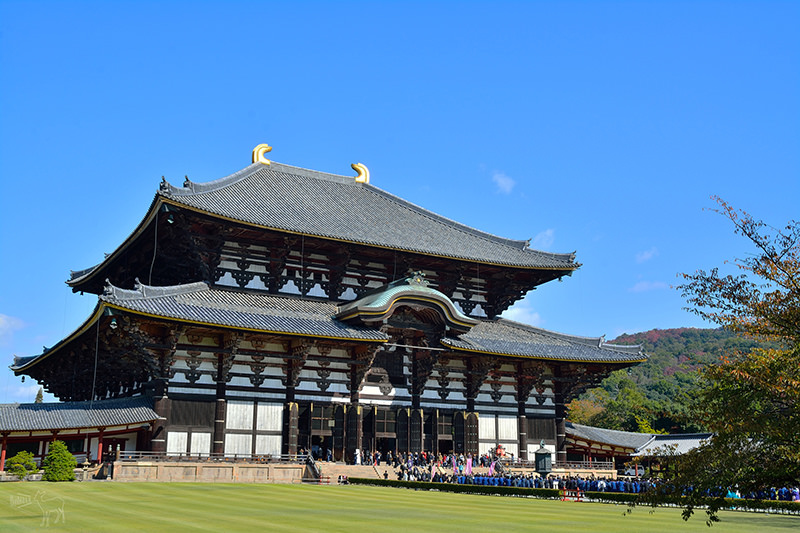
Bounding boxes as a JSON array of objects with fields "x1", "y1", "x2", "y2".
[
  {"x1": 502, "y1": 443, "x2": 519, "y2": 458},
  {"x1": 256, "y1": 403, "x2": 283, "y2": 431},
  {"x1": 226, "y1": 400, "x2": 254, "y2": 430},
  {"x1": 167, "y1": 431, "x2": 188, "y2": 455},
  {"x1": 224, "y1": 434, "x2": 252, "y2": 456},
  {"x1": 190, "y1": 432, "x2": 211, "y2": 455},
  {"x1": 479, "y1": 414, "x2": 496, "y2": 440},
  {"x1": 498, "y1": 415, "x2": 518, "y2": 441},
  {"x1": 255, "y1": 435, "x2": 282, "y2": 456}
]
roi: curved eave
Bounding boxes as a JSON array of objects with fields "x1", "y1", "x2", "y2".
[
  {"x1": 440, "y1": 341, "x2": 648, "y2": 364},
  {"x1": 67, "y1": 195, "x2": 164, "y2": 289},
  {"x1": 12, "y1": 301, "x2": 386, "y2": 374},
  {"x1": 11, "y1": 304, "x2": 106, "y2": 373},
  {"x1": 336, "y1": 293, "x2": 479, "y2": 330},
  {"x1": 160, "y1": 197, "x2": 581, "y2": 271}
]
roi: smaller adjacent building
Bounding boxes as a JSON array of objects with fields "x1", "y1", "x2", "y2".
[
  {"x1": 565, "y1": 421, "x2": 712, "y2": 472},
  {"x1": 0, "y1": 397, "x2": 158, "y2": 469}
]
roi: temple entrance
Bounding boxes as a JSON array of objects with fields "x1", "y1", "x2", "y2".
[
  {"x1": 375, "y1": 437, "x2": 396, "y2": 457},
  {"x1": 310, "y1": 405, "x2": 334, "y2": 460},
  {"x1": 437, "y1": 439, "x2": 453, "y2": 454},
  {"x1": 311, "y1": 435, "x2": 331, "y2": 461}
]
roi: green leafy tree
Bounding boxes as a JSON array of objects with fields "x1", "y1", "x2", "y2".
[
  {"x1": 41, "y1": 440, "x2": 77, "y2": 481},
  {"x1": 638, "y1": 198, "x2": 799, "y2": 524},
  {"x1": 34, "y1": 387, "x2": 43, "y2": 403},
  {"x1": 5, "y1": 451, "x2": 38, "y2": 480}
]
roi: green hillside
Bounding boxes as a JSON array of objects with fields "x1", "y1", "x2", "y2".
[{"x1": 568, "y1": 328, "x2": 769, "y2": 433}]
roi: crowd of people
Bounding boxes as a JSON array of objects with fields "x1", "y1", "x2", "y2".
[{"x1": 335, "y1": 447, "x2": 800, "y2": 502}]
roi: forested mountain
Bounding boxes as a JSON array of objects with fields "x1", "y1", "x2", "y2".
[{"x1": 567, "y1": 328, "x2": 769, "y2": 433}]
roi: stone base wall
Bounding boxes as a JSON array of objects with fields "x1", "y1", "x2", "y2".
[{"x1": 111, "y1": 461, "x2": 307, "y2": 483}]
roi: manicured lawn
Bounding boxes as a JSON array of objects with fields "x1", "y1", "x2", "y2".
[{"x1": 0, "y1": 482, "x2": 797, "y2": 532}]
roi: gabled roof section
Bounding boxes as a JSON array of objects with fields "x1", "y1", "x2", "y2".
[
  {"x1": 0, "y1": 397, "x2": 158, "y2": 432},
  {"x1": 566, "y1": 421, "x2": 656, "y2": 451},
  {"x1": 159, "y1": 161, "x2": 578, "y2": 269},
  {"x1": 335, "y1": 272, "x2": 479, "y2": 332},
  {"x1": 441, "y1": 318, "x2": 647, "y2": 363}
]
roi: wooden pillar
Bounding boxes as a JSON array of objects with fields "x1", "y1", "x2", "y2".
[
  {"x1": 97, "y1": 428, "x2": 105, "y2": 463},
  {"x1": 0, "y1": 433, "x2": 8, "y2": 471},
  {"x1": 553, "y1": 376, "x2": 567, "y2": 466},
  {"x1": 151, "y1": 378, "x2": 170, "y2": 454},
  {"x1": 332, "y1": 404, "x2": 346, "y2": 461},
  {"x1": 345, "y1": 405, "x2": 362, "y2": 463},
  {"x1": 282, "y1": 402, "x2": 299, "y2": 455},
  {"x1": 411, "y1": 355, "x2": 421, "y2": 410},
  {"x1": 409, "y1": 409, "x2": 423, "y2": 453},
  {"x1": 428, "y1": 409, "x2": 438, "y2": 455},
  {"x1": 344, "y1": 361, "x2": 365, "y2": 463},
  {"x1": 213, "y1": 354, "x2": 227, "y2": 455},
  {"x1": 518, "y1": 402, "x2": 528, "y2": 461}
]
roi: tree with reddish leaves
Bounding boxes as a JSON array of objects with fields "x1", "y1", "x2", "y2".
[{"x1": 637, "y1": 198, "x2": 799, "y2": 524}]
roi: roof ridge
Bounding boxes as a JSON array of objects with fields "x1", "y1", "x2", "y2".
[
  {"x1": 601, "y1": 342, "x2": 645, "y2": 354},
  {"x1": 160, "y1": 160, "x2": 577, "y2": 262},
  {"x1": 160, "y1": 161, "x2": 359, "y2": 197},
  {"x1": 101, "y1": 280, "x2": 209, "y2": 302},
  {"x1": 494, "y1": 318, "x2": 604, "y2": 346},
  {"x1": 494, "y1": 318, "x2": 644, "y2": 355},
  {"x1": 567, "y1": 421, "x2": 652, "y2": 436}
]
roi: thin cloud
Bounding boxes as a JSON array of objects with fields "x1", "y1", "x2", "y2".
[
  {"x1": 501, "y1": 296, "x2": 544, "y2": 327},
  {"x1": 629, "y1": 280, "x2": 668, "y2": 293},
  {"x1": 0, "y1": 313, "x2": 24, "y2": 347},
  {"x1": 492, "y1": 171, "x2": 515, "y2": 194},
  {"x1": 531, "y1": 228, "x2": 555, "y2": 250},
  {"x1": 636, "y1": 247, "x2": 659, "y2": 263}
]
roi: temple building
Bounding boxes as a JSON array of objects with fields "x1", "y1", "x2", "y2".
[{"x1": 7, "y1": 145, "x2": 646, "y2": 467}]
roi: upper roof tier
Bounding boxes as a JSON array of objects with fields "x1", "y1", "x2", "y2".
[
  {"x1": 161, "y1": 161, "x2": 577, "y2": 268},
  {"x1": 70, "y1": 157, "x2": 578, "y2": 288}
]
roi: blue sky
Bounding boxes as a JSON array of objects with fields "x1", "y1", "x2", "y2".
[{"x1": 1, "y1": 1, "x2": 797, "y2": 403}]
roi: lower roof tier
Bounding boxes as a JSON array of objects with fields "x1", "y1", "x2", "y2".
[{"x1": 13, "y1": 281, "x2": 645, "y2": 375}]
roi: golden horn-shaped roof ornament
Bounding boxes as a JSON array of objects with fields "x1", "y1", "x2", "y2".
[
  {"x1": 252, "y1": 144, "x2": 272, "y2": 165},
  {"x1": 351, "y1": 162, "x2": 370, "y2": 184}
]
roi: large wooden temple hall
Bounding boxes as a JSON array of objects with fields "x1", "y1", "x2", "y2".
[{"x1": 6, "y1": 145, "x2": 646, "y2": 468}]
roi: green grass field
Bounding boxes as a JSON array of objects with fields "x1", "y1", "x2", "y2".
[{"x1": 0, "y1": 482, "x2": 797, "y2": 532}]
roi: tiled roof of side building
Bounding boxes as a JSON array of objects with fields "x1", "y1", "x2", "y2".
[
  {"x1": 102, "y1": 281, "x2": 388, "y2": 342},
  {"x1": 159, "y1": 162, "x2": 578, "y2": 269},
  {"x1": 566, "y1": 421, "x2": 656, "y2": 451},
  {"x1": 442, "y1": 319, "x2": 647, "y2": 363},
  {"x1": 0, "y1": 397, "x2": 158, "y2": 432},
  {"x1": 634, "y1": 433, "x2": 714, "y2": 456}
]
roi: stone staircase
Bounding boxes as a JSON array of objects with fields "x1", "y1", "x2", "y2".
[{"x1": 316, "y1": 463, "x2": 385, "y2": 483}]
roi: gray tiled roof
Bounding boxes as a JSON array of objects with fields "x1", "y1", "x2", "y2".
[
  {"x1": 159, "y1": 162, "x2": 577, "y2": 269},
  {"x1": 634, "y1": 433, "x2": 713, "y2": 456},
  {"x1": 566, "y1": 421, "x2": 656, "y2": 451},
  {"x1": 0, "y1": 397, "x2": 157, "y2": 432},
  {"x1": 442, "y1": 319, "x2": 646, "y2": 363},
  {"x1": 102, "y1": 281, "x2": 388, "y2": 342}
]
